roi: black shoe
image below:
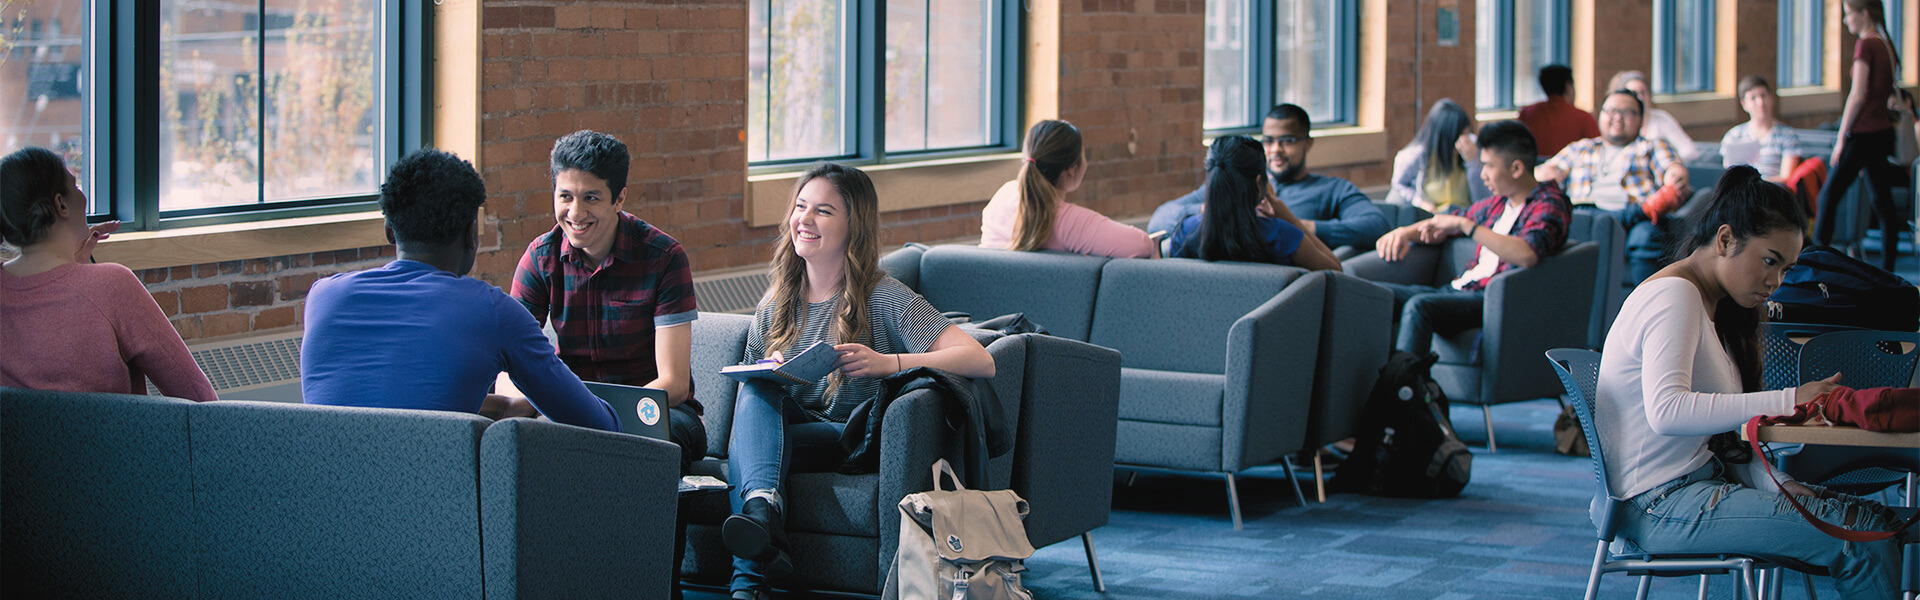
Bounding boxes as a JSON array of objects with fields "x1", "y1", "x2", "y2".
[{"x1": 724, "y1": 497, "x2": 793, "y2": 577}]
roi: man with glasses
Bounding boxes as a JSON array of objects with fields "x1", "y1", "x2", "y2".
[
  {"x1": 1536, "y1": 89, "x2": 1687, "y2": 285},
  {"x1": 1149, "y1": 104, "x2": 1389, "y2": 251}
]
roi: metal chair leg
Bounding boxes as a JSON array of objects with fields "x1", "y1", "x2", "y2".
[
  {"x1": 1635, "y1": 574, "x2": 1652, "y2": 600},
  {"x1": 1802, "y1": 571, "x2": 1817, "y2": 600},
  {"x1": 1584, "y1": 540, "x2": 1608, "y2": 600},
  {"x1": 1312, "y1": 451, "x2": 1327, "y2": 503},
  {"x1": 1280, "y1": 456, "x2": 1308, "y2": 507},
  {"x1": 1225, "y1": 472, "x2": 1243, "y2": 530},
  {"x1": 1696, "y1": 573, "x2": 1710, "y2": 600},
  {"x1": 1482, "y1": 404, "x2": 1497, "y2": 453},
  {"x1": 1081, "y1": 532, "x2": 1106, "y2": 593}
]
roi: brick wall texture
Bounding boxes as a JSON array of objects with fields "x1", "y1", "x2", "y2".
[{"x1": 131, "y1": 0, "x2": 1842, "y2": 341}]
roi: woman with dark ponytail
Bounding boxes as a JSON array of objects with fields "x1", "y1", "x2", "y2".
[
  {"x1": 1599, "y1": 165, "x2": 1901, "y2": 598},
  {"x1": 0, "y1": 147, "x2": 215, "y2": 401},
  {"x1": 1815, "y1": 0, "x2": 1905, "y2": 270},
  {"x1": 980, "y1": 119, "x2": 1156, "y2": 258},
  {"x1": 1166, "y1": 135, "x2": 1340, "y2": 271}
]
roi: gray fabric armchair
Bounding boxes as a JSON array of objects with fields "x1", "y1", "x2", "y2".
[
  {"x1": 1564, "y1": 210, "x2": 1625, "y2": 349},
  {"x1": 1344, "y1": 239, "x2": 1600, "y2": 451}
]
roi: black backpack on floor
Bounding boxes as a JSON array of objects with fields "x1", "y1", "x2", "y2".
[
  {"x1": 1332, "y1": 351, "x2": 1473, "y2": 498},
  {"x1": 1767, "y1": 245, "x2": 1920, "y2": 332}
]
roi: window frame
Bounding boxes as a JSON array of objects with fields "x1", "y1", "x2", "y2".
[
  {"x1": 89, "y1": 1, "x2": 427, "y2": 232},
  {"x1": 1203, "y1": 0, "x2": 1360, "y2": 134},
  {"x1": 1651, "y1": 0, "x2": 1714, "y2": 95},
  {"x1": 1475, "y1": 0, "x2": 1570, "y2": 112},
  {"x1": 1776, "y1": 0, "x2": 1824, "y2": 89},
  {"x1": 746, "y1": 0, "x2": 1022, "y2": 172}
]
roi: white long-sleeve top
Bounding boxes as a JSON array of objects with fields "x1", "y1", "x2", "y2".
[{"x1": 1597, "y1": 277, "x2": 1798, "y2": 499}]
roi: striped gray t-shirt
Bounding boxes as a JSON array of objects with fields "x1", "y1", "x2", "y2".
[{"x1": 744, "y1": 276, "x2": 948, "y2": 423}]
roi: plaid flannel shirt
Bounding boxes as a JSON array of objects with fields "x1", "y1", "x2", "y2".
[
  {"x1": 1453, "y1": 182, "x2": 1572, "y2": 292},
  {"x1": 1543, "y1": 136, "x2": 1681, "y2": 208},
  {"x1": 511, "y1": 211, "x2": 701, "y2": 411}
]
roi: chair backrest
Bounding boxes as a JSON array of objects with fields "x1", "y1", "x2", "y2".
[
  {"x1": 1798, "y1": 330, "x2": 1920, "y2": 388},
  {"x1": 1760, "y1": 322, "x2": 1864, "y2": 390},
  {"x1": 1543, "y1": 348, "x2": 1620, "y2": 540}
]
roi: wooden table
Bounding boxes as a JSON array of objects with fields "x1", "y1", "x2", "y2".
[{"x1": 1747, "y1": 424, "x2": 1920, "y2": 449}]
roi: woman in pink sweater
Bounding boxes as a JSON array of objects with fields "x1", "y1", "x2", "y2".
[
  {"x1": 980, "y1": 120, "x2": 1156, "y2": 258},
  {"x1": 0, "y1": 147, "x2": 215, "y2": 401}
]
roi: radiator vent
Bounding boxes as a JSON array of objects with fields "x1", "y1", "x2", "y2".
[
  {"x1": 148, "y1": 330, "x2": 304, "y2": 396},
  {"x1": 693, "y1": 269, "x2": 768, "y2": 315}
]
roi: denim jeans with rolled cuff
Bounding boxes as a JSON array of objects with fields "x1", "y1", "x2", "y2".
[{"x1": 724, "y1": 379, "x2": 846, "y2": 594}]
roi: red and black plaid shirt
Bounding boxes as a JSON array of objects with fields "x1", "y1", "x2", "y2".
[{"x1": 511, "y1": 212, "x2": 701, "y2": 411}]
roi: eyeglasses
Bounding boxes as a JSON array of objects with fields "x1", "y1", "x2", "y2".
[
  {"x1": 1259, "y1": 135, "x2": 1307, "y2": 147},
  {"x1": 1599, "y1": 108, "x2": 1641, "y2": 118}
]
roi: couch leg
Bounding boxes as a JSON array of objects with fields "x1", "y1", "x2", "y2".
[
  {"x1": 1311, "y1": 452, "x2": 1327, "y2": 503},
  {"x1": 1279, "y1": 456, "x2": 1307, "y2": 507},
  {"x1": 1225, "y1": 473, "x2": 1243, "y2": 530},
  {"x1": 1482, "y1": 405, "x2": 1498, "y2": 453},
  {"x1": 1081, "y1": 532, "x2": 1106, "y2": 593}
]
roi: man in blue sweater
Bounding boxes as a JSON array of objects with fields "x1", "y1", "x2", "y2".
[
  {"x1": 301, "y1": 148, "x2": 620, "y2": 432},
  {"x1": 1149, "y1": 104, "x2": 1389, "y2": 251}
]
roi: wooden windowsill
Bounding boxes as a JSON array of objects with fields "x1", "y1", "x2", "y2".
[
  {"x1": 746, "y1": 153, "x2": 1023, "y2": 228},
  {"x1": 93, "y1": 212, "x2": 388, "y2": 271},
  {"x1": 1776, "y1": 88, "x2": 1846, "y2": 120},
  {"x1": 1654, "y1": 93, "x2": 1739, "y2": 128},
  {"x1": 1305, "y1": 126, "x2": 1390, "y2": 169}
]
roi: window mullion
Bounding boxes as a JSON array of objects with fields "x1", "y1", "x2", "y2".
[
  {"x1": 859, "y1": 0, "x2": 882, "y2": 161},
  {"x1": 125, "y1": 0, "x2": 160, "y2": 229},
  {"x1": 256, "y1": 0, "x2": 266, "y2": 207}
]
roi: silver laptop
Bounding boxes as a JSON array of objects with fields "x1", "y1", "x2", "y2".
[{"x1": 582, "y1": 381, "x2": 672, "y2": 440}]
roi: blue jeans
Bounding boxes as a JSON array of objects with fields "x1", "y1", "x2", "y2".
[
  {"x1": 725, "y1": 380, "x2": 846, "y2": 593},
  {"x1": 1378, "y1": 282, "x2": 1485, "y2": 358},
  {"x1": 1621, "y1": 459, "x2": 1902, "y2": 600}
]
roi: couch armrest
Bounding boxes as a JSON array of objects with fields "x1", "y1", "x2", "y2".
[
  {"x1": 1223, "y1": 271, "x2": 1326, "y2": 471},
  {"x1": 481, "y1": 418, "x2": 682, "y2": 600},
  {"x1": 880, "y1": 243, "x2": 929, "y2": 291},
  {"x1": 1343, "y1": 245, "x2": 1444, "y2": 286},
  {"x1": 873, "y1": 387, "x2": 957, "y2": 585},
  {"x1": 1481, "y1": 242, "x2": 1599, "y2": 404},
  {"x1": 1307, "y1": 272, "x2": 1395, "y2": 447},
  {"x1": 1007, "y1": 334, "x2": 1122, "y2": 549}
]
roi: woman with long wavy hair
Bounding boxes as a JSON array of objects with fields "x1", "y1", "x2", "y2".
[
  {"x1": 1167, "y1": 135, "x2": 1341, "y2": 271},
  {"x1": 980, "y1": 119, "x2": 1156, "y2": 257},
  {"x1": 721, "y1": 163, "x2": 994, "y2": 600}
]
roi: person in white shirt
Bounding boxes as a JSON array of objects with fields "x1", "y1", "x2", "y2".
[
  {"x1": 1598, "y1": 165, "x2": 1902, "y2": 600},
  {"x1": 1720, "y1": 75, "x2": 1801, "y2": 181},
  {"x1": 1610, "y1": 70, "x2": 1701, "y2": 162}
]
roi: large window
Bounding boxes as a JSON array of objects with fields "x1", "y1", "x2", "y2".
[
  {"x1": 1203, "y1": 0, "x2": 1359, "y2": 131},
  {"x1": 1475, "y1": 0, "x2": 1569, "y2": 111},
  {"x1": 1652, "y1": 0, "x2": 1714, "y2": 95},
  {"x1": 1777, "y1": 0, "x2": 1824, "y2": 89},
  {"x1": 747, "y1": 0, "x2": 1018, "y2": 166},
  {"x1": 0, "y1": 1, "x2": 422, "y2": 231}
]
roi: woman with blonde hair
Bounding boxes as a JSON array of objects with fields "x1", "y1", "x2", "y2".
[
  {"x1": 980, "y1": 119, "x2": 1156, "y2": 257},
  {"x1": 722, "y1": 163, "x2": 994, "y2": 600}
]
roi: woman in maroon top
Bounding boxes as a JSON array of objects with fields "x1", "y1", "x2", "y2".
[{"x1": 1814, "y1": 0, "x2": 1905, "y2": 270}]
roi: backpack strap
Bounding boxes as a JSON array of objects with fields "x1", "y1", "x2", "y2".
[
  {"x1": 1743, "y1": 417, "x2": 1920, "y2": 542},
  {"x1": 931, "y1": 458, "x2": 964, "y2": 492}
]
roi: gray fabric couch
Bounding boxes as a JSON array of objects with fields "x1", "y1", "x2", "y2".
[
  {"x1": 678, "y1": 312, "x2": 1124, "y2": 595},
  {"x1": 879, "y1": 244, "x2": 1394, "y2": 528},
  {"x1": 1344, "y1": 238, "x2": 1600, "y2": 451},
  {"x1": 0, "y1": 387, "x2": 682, "y2": 600}
]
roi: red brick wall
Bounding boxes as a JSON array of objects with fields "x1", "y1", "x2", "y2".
[
  {"x1": 133, "y1": 248, "x2": 394, "y2": 341},
  {"x1": 1053, "y1": 0, "x2": 1206, "y2": 218}
]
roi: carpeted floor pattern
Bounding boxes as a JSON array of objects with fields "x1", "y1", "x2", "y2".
[{"x1": 1016, "y1": 400, "x2": 1848, "y2": 600}]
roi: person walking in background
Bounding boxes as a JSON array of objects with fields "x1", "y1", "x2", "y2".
[{"x1": 1814, "y1": 0, "x2": 1905, "y2": 271}]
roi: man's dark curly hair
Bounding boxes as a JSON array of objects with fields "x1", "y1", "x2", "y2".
[
  {"x1": 550, "y1": 130, "x2": 630, "y2": 199},
  {"x1": 380, "y1": 148, "x2": 486, "y2": 245}
]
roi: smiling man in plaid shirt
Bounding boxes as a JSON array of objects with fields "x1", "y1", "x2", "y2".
[
  {"x1": 510, "y1": 130, "x2": 706, "y2": 472},
  {"x1": 1536, "y1": 89, "x2": 1689, "y2": 286}
]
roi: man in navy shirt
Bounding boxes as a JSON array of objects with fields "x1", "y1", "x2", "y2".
[
  {"x1": 1149, "y1": 103, "x2": 1389, "y2": 251},
  {"x1": 302, "y1": 148, "x2": 619, "y2": 432}
]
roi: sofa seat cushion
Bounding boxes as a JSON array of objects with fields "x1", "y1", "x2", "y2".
[
  {"x1": 1114, "y1": 420, "x2": 1224, "y2": 472},
  {"x1": 1117, "y1": 368, "x2": 1225, "y2": 427}
]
